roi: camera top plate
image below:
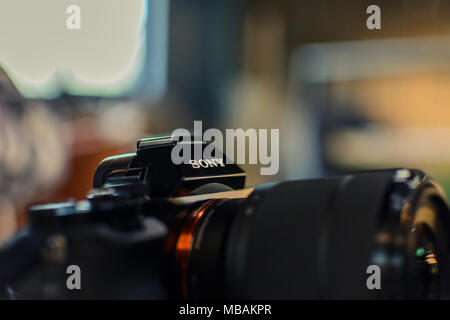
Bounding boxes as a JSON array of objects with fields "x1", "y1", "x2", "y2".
[{"x1": 93, "y1": 136, "x2": 246, "y2": 197}]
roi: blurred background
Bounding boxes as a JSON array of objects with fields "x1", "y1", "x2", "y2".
[{"x1": 1, "y1": 0, "x2": 450, "y2": 242}]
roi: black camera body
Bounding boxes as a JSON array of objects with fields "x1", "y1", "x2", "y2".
[
  {"x1": 0, "y1": 137, "x2": 246, "y2": 299},
  {"x1": 1, "y1": 137, "x2": 450, "y2": 299}
]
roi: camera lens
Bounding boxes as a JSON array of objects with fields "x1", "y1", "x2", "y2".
[{"x1": 173, "y1": 169, "x2": 450, "y2": 299}]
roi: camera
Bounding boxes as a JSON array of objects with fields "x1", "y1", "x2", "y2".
[{"x1": 1, "y1": 136, "x2": 450, "y2": 299}]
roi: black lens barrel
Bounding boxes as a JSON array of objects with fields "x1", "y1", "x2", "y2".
[{"x1": 189, "y1": 169, "x2": 450, "y2": 299}]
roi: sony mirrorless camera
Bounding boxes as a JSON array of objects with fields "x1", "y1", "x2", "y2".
[{"x1": 0, "y1": 136, "x2": 450, "y2": 299}]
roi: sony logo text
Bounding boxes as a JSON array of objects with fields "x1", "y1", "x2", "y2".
[{"x1": 189, "y1": 158, "x2": 225, "y2": 169}]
